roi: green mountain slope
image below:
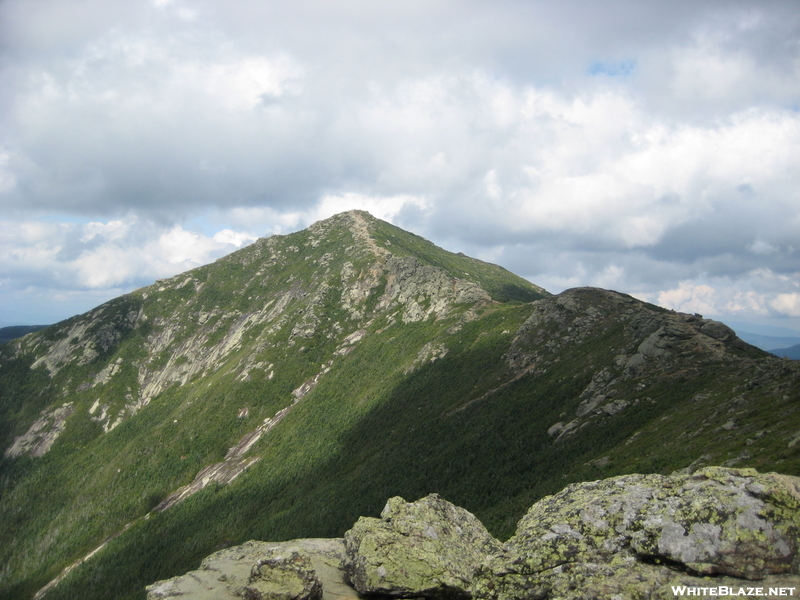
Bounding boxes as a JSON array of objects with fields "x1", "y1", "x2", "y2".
[{"x1": 0, "y1": 211, "x2": 798, "y2": 600}]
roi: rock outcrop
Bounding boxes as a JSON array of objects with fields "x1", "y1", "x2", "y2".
[
  {"x1": 475, "y1": 467, "x2": 800, "y2": 600},
  {"x1": 147, "y1": 468, "x2": 800, "y2": 600},
  {"x1": 244, "y1": 548, "x2": 322, "y2": 600},
  {"x1": 146, "y1": 539, "x2": 354, "y2": 600},
  {"x1": 344, "y1": 493, "x2": 502, "y2": 599},
  {"x1": 4, "y1": 402, "x2": 75, "y2": 458}
]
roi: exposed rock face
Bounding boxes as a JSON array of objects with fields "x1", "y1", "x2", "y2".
[
  {"x1": 474, "y1": 467, "x2": 800, "y2": 600},
  {"x1": 383, "y1": 256, "x2": 491, "y2": 324},
  {"x1": 498, "y1": 286, "x2": 790, "y2": 452},
  {"x1": 343, "y1": 493, "x2": 503, "y2": 599},
  {"x1": 146, "y1": 539, "x2": 354, "y2": 600},
  {"x1": 4, "y1": 402, "x2": 75, "y2": 458},
  {"x1": 244, "y1": 549, "x2": 322, "y2": 600}
]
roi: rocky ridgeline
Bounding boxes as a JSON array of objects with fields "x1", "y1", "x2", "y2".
[
  {"x1": 147, "y1": 467, "x2": 800, "y2": 600},
  {"x1": 501, "y1": 287, "x2": 799, "y2": 452},
  {"x1": 3, "y1": 211, "x2": 501, "y2": 462}
]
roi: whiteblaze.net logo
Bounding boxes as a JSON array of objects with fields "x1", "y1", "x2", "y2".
[{"x1": 671, "y1": 586, "x2": 796, "y2": 597}]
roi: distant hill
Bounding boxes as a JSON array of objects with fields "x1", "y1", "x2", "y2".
[
  {"x1": 1, "y1": 211, "x2": 798, "y2": 600},
  {"x1": 0, "y1": 325, "x2": 47, "y2": 345},
  {"x1": 771, "y1": 343, "x2": 800, "y2": 359},
  {"x1": 733, "y1": 330, "x2": 800, "y2": 351}
]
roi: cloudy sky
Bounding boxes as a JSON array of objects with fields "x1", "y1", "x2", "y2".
[{"x1": 1, "y1": 0, "x2": 799, "y2": 335}]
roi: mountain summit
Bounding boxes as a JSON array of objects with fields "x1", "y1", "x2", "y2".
[
  {"x1": 2, "y1": 210, "x2": 544, "y2": 450},
  {"x1": 1, "y1": 211, "x2": 798, "y2": 600}
]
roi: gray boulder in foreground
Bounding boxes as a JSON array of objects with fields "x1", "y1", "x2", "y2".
[
  {"x1": 343, "y1": 493, "x2": 503, "y2": 599},
  {"x1": 147, "y1": 468, "x2": 800, "y2": 600},
  {"x1": 244, "y1": 548, "x2": 322, "y2": 600},
  {"x1": 146, "y1": 539, "x2": 356, "y2": 600},
  {"x1": 475, "y1": 467, "x2": 800, "y2": 600}
]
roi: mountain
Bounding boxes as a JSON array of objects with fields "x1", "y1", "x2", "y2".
[
  {"x1": 733, "y1": 330, "x2": 800, "y2": 352},
  {"x1": 1, "y1": 210, "x2": 798, "y2": 600},
  {"x1": 772, "y1": 343, "x2": 800, "y2": 360},
  {"x1": 0, "y1": 326, "x2": 47, "y2": 345}
]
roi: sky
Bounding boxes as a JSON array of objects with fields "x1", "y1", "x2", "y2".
[{"x1": 1, "y1": 0, "x2": 799, "y2": 336}]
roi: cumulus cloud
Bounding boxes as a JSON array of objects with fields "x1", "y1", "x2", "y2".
[
  {"x1": 772, "y1": 294, "x2": 800, "y2": 317},
  {"x1": 1, "y1": 0, "x2": 799, "y2": 331},
  {"x1": 0, "y1": 215, "x2": 255, "y2": 294},
  {"x1": 652, "y1": 268, "x2": 800, "y2": 321},
  {"x1": 657, "y1": 282, "x2": 720, "y2": 316}
]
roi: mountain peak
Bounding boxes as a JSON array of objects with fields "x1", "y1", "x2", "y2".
[
  {"x1": 4, "y1": 213, "x2": 547, "y2": 442},
  {"x1": 2, "y1": 215, "x2": 798, "y2": 600}
]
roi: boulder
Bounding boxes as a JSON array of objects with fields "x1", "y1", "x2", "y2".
[
  {"x1": 476, "y1": 559, "x2": 800, "y2": 600},
  {"x1": 146, "y1": 539, "x2": 356, "y2": 600},
  {"x1": 344, "y1": 493, "x2": 502, "y2": 599},
  {"x1": 244, "y1": 548, "x2": 322, "y2": 600},
  {"x1": 473, "y1": 467, "x2": 800, "y2": 600},
  {"x1": 146, "y1": 469, "x2": 800, "y2": 600},
  {"x1": 699, "y1": 319, "x2": 737, "y2": 341}
]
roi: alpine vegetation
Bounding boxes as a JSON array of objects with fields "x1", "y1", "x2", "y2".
[{"x1": 1, "y1": 212, "x2": 798, "y2": 600}]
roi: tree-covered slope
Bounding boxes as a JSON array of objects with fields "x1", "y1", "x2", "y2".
[{"x1": 0, "y1": 211, "x2": 798, "y2": 600}]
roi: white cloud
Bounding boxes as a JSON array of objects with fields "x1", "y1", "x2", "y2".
[
  {"x1": 2, "y1": 0, "x2": 800, "y2": 332},
  {"x1": 212, "y1": 229, "x2": 258, "y2": 247},
  {"x1": 666, "y1": 22, "x2": 800, "y2": 112},
  {"x1": 0, "y1": 216, "x2": 256, "y2": 292},
  {"x1": 670, "y1": 36, "x2": 757, "y2": 104},
  {"x1": 80, "y1": 219, "x2": 131, "y2": 243},
  {"x1": 177, "y1": 55, "x2": 304, "y2": 111},
  {"x1": 310, "y1": 193, "x2": 430, "y2": 225},
  {"x1": 748, "y1": 239, "x2": 778, "y2": 256},
  {"x1": 772, "y1": 294, "x2": 800, "y2": 317},
  {"x1": 724, "y1": 290, "x2": 769, "y2": 316},
  {"x1": 652, "y1": 269, "x2": 800, "y2": 321},
  {"x1": 657, "y1": 282, "x2": 722, "y2": 316}
]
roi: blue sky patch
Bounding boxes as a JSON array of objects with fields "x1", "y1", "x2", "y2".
[{"x1": 587, "y1": 59, "x2": 636, "y2": 77}]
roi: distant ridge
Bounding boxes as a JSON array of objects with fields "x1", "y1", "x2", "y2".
[
  {"x1": 734, "y1": 330, "x2": 800, "y2": 352},
  {"x1": 771, "y1": 343, "x2": 800, "y2": 360},
  {"x1": 0, "y1": 325, "x2": 47, "y2": 345}
]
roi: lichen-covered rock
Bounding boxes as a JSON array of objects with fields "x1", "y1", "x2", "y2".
[
  {"x1": 244, "y1": 549, "x2": 322, "y2": 600},
  {"x1": 344, "y1": 493, "x2": 503, "y2": 599},
  {"x1": 147, "y1": 469, "x2": 800, "y2": 600},
  {"x1": 473, "y1": 467, "x2": 800, "y2": 600},
  {"x1": 476, "y1": 558, "x2": 800, "y2": 600},
  {"x1": 146, "y1": 539, "x2": 355, "y2": 600}
]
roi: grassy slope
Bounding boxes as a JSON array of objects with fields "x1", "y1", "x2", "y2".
[
  {"x1": 0, "y1": 213, "x2": 798, "y2": 600},
  {"x1": 0, "y1": 213, "x2": 546, "y2": 599},
  {"x1": 367, "y1": 218, "x2": 548, "y2": 303},
  {"x1": 34, "y1": 299, "x2": 800, "y2": 600}
]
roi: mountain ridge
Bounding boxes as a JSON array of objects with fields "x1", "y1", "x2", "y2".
[
  {"x1": 0, "y1": 211, "x2": 798, "y2": 600},
  {"x1": 771, "y1": 343, "x2": 800, "y2": 360},
  {"x1": 0, "y1": 326, "x2": 48, "y2": 345}
]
